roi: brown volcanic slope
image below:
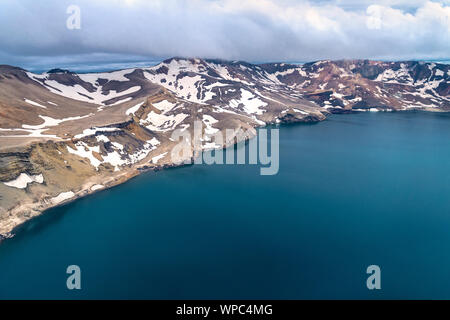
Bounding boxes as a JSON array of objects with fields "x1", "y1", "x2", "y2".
[
  {"x1": 259, "y1": 59, "x2": 449, "y2": 112},
  {"x1": 0, "y1": 58, "x2": 448, "y2": 238}
]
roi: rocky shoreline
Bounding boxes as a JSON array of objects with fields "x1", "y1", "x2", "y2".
[{"x1": 0, "y1": 107, "x2": 326, "y2": 240}]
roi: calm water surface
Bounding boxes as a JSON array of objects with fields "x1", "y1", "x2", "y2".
[{"x1": 0, "y1": 111, "x2": 449, "y2": 299}]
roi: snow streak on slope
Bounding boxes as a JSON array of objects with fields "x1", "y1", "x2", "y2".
[
  {"x1": 26, "y1": 70, "x2": 141, "y2": 106},
  {"x1": 23, "y1": 58, "x2": 449, "y2": 116}
]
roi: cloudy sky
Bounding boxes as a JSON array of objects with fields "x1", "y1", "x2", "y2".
[{"x1": 0, "y1": 0, "x2": 449, "y2": 70}]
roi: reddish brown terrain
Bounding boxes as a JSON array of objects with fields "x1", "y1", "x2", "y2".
[{"x1": 0, "y1": 58, "x2": 448, "y2": 238}]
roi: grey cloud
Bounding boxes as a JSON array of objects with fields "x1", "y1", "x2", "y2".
[{"x1": 0, "y1": 0, "x2": 448, "y2": 68}]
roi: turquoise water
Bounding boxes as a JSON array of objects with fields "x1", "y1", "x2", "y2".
[{"x1": 1, "y1": 111, "x2": 450, "y2": 299}]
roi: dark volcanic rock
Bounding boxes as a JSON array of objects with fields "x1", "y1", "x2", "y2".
[{"x1": 0, "y1": 149, "x2": 38, "y2": 182}]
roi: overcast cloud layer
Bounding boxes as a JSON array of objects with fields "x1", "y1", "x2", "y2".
[{"x1": 0, "y1": 0, "x2": 449, "y2": 68}]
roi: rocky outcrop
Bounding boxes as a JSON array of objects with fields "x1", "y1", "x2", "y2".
[
  {"x1": 0, "y1": 149, "x2": 37, "y2": 182},
  {"x1": 278, "y1": 112, "x2": 325, "y2": 124}
]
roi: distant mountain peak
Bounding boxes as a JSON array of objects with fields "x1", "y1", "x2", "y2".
[{"x1": 47, "y1": 68, "x2": 74, "y2": 74}]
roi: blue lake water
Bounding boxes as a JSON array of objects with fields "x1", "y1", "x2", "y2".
[{"x1": 1, "y1": 111, "x2": 450, "y2": 299}]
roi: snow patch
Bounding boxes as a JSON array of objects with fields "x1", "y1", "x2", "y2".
[
  {"x1": 126, "y1": 102, "x2": 144, "y2": 116},
  {"x1": 110, "y1": 97, "x2": 132, "y2": 106},
  {"x1": 141, "y1": 112, "x2": 189, "y2": 132},
  {"x1": 91, "y1": 184, "x2": 104, "y2": 191},
  {"x1": 67, "y1": 142, "x2": 102, "y2": 168},
  {"x1": 229, "y1": 89, "x2": 267, "y2": 115},
  {"x1": 3, "y1": 173, "x2": 44, "y2": 189},
  {"x1": 151, "y1": 152, "x2": 168, "y2": 164},
  {"x1": 51, "y1": 192, "x2": 75, "y2": 205},
  {"x1": 24, "y1": 99, "x2": 47, "y2": 109},
  {"x1": 202, "y1": 114, "x2": 219, "y2": 135},
  {"x1": 152, "y1": 100, "x2": 177, "y2": 112}
]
